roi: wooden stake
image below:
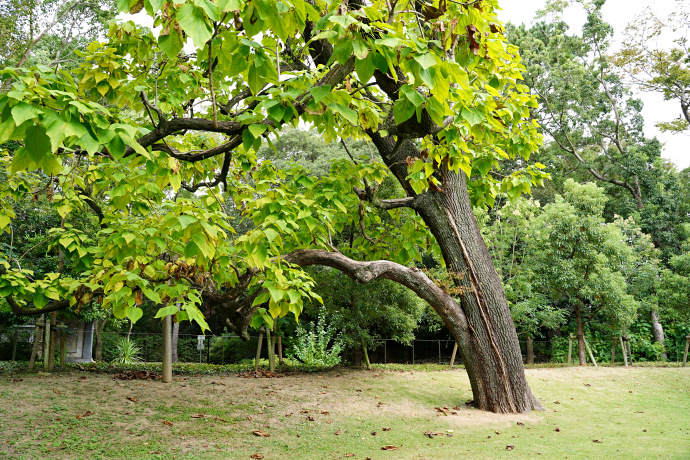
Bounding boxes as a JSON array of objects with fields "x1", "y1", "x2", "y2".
[
  {"x1": 683, "y1": 335, "x2": 689, "y2": 367},
  {"x1": 568, "y1": 334, "x2": 573, "y2": 366},
  {"x1": 255, "y1": 331, "x2": 264, "y2": 372},
  {"x1": 583, "y1": 336, "x2": 597, "y2": 367},
  {"x1": 162, "y1": 314, "x2": 172, "y2": 383},
  {"x1": 267, "y1": 328, "x2": 275, "y2": 372},
  {"x1": 450, "y1": 342, "x2": 458, "y2": 368},
  {"x1": 620, "y1": 336, "x2": 628, "y2": 367},
  {"x1": 611, "y1": 338, "x2": 616, "y2": 365}
]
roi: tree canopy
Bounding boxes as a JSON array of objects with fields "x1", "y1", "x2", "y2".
[{"x1": 0, "y1": 0, "x2": 550, "y2": 413}]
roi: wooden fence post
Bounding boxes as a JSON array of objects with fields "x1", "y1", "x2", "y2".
[
  {"x1": 683, "y1": 335, "x2": 690, "y2": 367},
  {"x1": 568, "y1": 334, "x2": 574, "y2": 366},
  {"x1": 449, "y1": 342, "x2": 458, "y2": 368},
  {"x1": 162, "y1": 314, "x2": 172, "y2": 383}
]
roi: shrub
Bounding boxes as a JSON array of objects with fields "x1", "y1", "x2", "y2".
[{"x1": 289, "y1": 315, "x2": 343, "y2": 366}]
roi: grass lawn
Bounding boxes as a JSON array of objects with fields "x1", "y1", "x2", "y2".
[{"x1": 0, "y1": 365, "x2": 688, "y2": 459}]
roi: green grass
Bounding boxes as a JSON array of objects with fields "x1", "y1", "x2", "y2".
[{"x1": 0, "y1": 365, "x2": 688, "y2": 459}]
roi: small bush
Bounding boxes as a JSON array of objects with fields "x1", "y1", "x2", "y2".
[{"x1": 289, "y1": 315, "x2": 343, "y2": 366}]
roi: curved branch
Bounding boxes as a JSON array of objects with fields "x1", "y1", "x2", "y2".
[{"x1": 282, "y1": 249, "x2": 468, "y2": 331}]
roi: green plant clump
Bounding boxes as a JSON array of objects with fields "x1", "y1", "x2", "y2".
[
  {"x1": 289, "y1": 315, "x2": 343, "y2": 366},
  {"x1": 112, "y1": 337, "x2": 142, "y2": 364}
]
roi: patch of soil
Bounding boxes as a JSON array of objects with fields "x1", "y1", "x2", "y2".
[{"x1": 113, "y1": 370, "x2": 161, "y2": 380}]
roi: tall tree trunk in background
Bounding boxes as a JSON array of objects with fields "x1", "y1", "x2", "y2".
[
  {"x1": 575, "y1": 305, "x2": 586, "y2": 366},
  {"x1": 171, "y1": 320, "x2": 180, "y2": 363},
  {"x1": 650, "y1": 310, "x2": 667, "y2": 360},
  {"x1": 93, "y1": 319, "x2": 106, "y2": 361}
]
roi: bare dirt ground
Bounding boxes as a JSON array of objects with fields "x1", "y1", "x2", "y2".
[{"x1": 1, "y1": 366, "x2": 688, "y2": 459}]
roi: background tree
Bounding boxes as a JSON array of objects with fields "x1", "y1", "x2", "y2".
[
  {"x1": 509, "y1": 0, "x2": 690, "y2": 348},
  {"x1": 305, "y1": 269, "x2": 425, "y2": 368},
  {"x1": 476, "y1": 197, "x2": 565, "y2": 364},
  {"x1": 0, "y1": 0, "x2": 117, "y2": 70},
  {"x1": 612, "y1": 3, "x2": 690, "y2": 133},
  {"x1": 529, "y1": 180, "x2": 639, "y2": 365}
]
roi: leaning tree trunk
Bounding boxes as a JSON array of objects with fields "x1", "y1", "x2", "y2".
[
  {"x1": 354, "y1": 134, "x2": 543, "y2": 413},
  {"x1": 417, "y1": 170, "x2": 542, "y2": 413}
]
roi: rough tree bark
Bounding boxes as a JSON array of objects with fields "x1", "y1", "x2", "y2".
[
  {"x1": 93, "y1": 318, "x2": 106, "y2": 361},
  {"x1": 650, "y1": 310, "x2": 667, "y2": 361}
]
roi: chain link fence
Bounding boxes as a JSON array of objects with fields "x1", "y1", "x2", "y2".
[{"x1": 2, "y1": 327, "x2": 688, "y2": 365}]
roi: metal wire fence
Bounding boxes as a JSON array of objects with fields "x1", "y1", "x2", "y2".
[{"x1": 2, "y1": 328, "x2": 688, "y2": 365}]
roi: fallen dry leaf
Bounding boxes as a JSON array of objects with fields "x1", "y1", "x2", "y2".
[
  {"x1": 517, "y1": 422, "x2": 525, "y2": 426},
  {"x1": 126, "y1": 396, "x2": 138, "y2": 402},
  {"x1": 76, "y1": 411, "x2": 94, "y2": 419},
  {"x1": 320, "y1": 411, "x2": 330, "y2": 415},
  {"x1": 253, "y1": 430, "x2": 270, "y2": 437},
  {"x1": 306, "y1": 416, "x2": 315, "y2": 421},
  {"x1": 554, "y1": 427, "x2": 561, "y2": 432},
  {"x1": 506, "y1": 445, "x2": 515, "y2": 450},
  {"x1": 149, "y1": 450, "x2": 161, "y2": 454},
  {"x1": 215, "y1": 417, "x2": 229, "y2": 422},
  {"x1": 12, "y1": 378, "x2": 23, "y2": 382},
  {"x1": 335, "y1": 430, "x2": 341, "y2": 435},
  {"x1": 52, "y1": 389, "x2": 60, "y2": 394},
  {"x1": 554, "y1": 401, "x2": 560, "y2": 404},
  {"x1": 371, "y1": 431, "x2": 377, "y2": 436},
  {"x1": 162, "y1": 420, "x2": 173, "y2": 426},
  {"x1": 382, "y1": 427, "x2": 391, "y2": 431},
  {"x1": 344, "y1": 454, "x2": 355, "y2": 458},
  {"x1": 593, "y1": 439, "x2": 603, "y2": 443},
  {"x1": 381, "y1": 445, "x2": 398, "y2": 451},
  {"x1": 190, "y1": 414, "x2": 206, "y2": 418},
  {"x1": 250, "y1": 454, "x2": 264, "y2": 459},
  {"x1": 300, "y1": 409, "x2": 311, "y2": 413}
]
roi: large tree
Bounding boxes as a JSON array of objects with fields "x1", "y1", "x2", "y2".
[{"x1": 0, "y1": 0, "x2": 547, "y2": 413}]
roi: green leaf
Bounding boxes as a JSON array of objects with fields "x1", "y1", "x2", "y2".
[
  {"x1": 247, "y1": 63, "x2": 264, "y2": 95},
  {"x1": 194, "y1": 0, "x2": 220, "y2": 21},
  {"x1": 11, "y1": 102, "x2": 39, "y2": 126},
  {"x1": 155, "y1": 305, "x2": 180, "y2": 318},
  {"x1": 309, "y1": 85, "x2": 331, "y2": 104},
  {"x1": 462, "y1": 107, "x2": 484, "y2": 126},
  {"x1": 248, "y1": 123, "x2": 267, "y2": 138},
  {"x1": 355, "y1": 55, "x2": 375, "y2": 84},
  {"x1": 25, "y1": 124, "x2": 52, "y2": 164},
  {"x1": 414, "y1": 52, "x2": 437, "y2": 69},
  {"x1": 328, "y1": 103, "x2": 358, "y2": 125},
  {"x1": 177, "y1": 4, "x2": 213, "y2": 48},
  {"x1": 159, "y1": 26, "x2": 184, "y2": 59},
  {"x1": 126, "y1": 306, "x2": 144, "y2": 323},
  {"x1": 393, "y1": 98, "x2": 415, "y2": 124}
]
